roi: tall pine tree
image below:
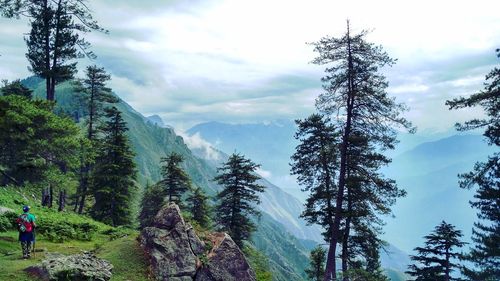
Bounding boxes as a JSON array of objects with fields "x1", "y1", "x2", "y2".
[
  {"x1": 74, "y1": 65, "x2": 117, "y2": 213},
  {"x1": 214, "y1": 153, "x2": 265, "y2": 248},
  {"x1": 158, "y1": 152, "x2": 191, "y2": 205},
  {"x1": 406, "y1": 221, "x2": 465, "y2": 281},
  {"x1": 446, "y1": 49, "x2": 500, "y2": 281},
  {"x1": 91, "y1": 106, "x2": 136, "y2": 226},
  {"x1": 0, "y1": 0, "x2": 105, "y2": 101},
  {"x1": 310, "y1": 21, "x2": 414, "y2": 280}
]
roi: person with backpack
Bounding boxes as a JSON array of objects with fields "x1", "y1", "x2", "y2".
[{"x1": 16, "y1": 205, "x2": 36, "y2": 259}]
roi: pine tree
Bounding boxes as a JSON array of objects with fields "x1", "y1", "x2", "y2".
[
  {"x1": 138, "y1": 182, "x2": 166, "y2": 229},
  {"x1": 290, "y1": 114, "x2": 339, "y2": 239},
  {"x1": 214, "y1": 153, "x2": 265, "y2": 248},
  {"x1": 406, "y1": 221, "x2": 465, "y2": 281},
  {"x1": 0, "y1": 79, "x2": 33, "y2": 98},
  {"x1": 0, "y1": 0, "x2": 105, "y2": 101},
  {"x1": 446, "y1": 49, "x2": 500, "y2": 281},
  {"x1": 73, "y1": 65, "x2": 117, "y2": 213},
  {"x1": 310, "y1": 21, "x2": 414, "y2": 280},
  {"x1": 158, "y1": 152, "x2": 191, "y2": 205},
  {"x1": 186, "y1": 186, "x2": 211, "y2": 228},
  {"x1": 305, "y1": 246, "x2": 327, "y2": 281},
  {"x1": 91, "y1": 106, "x2": 136, "y2": 226}
]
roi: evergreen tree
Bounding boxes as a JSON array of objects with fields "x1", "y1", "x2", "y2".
[
  {"x1": 158, "y1": 152, "x2": 191, "y2": 205},
  {"x1": 138, "y1": 182, "x2": 166, "y2": 229},
  {"x1": 305, "y1": 245, "x2": 327, "y2": 281},
  {"x1": 91, "y1": 106, "x2": 136, "y2": 226},
  {"x1": 0, "y1": 95, "x2": 79, "y2": 186},
  {"x1": 0, "y1": 0, "x2": 105, "y2": 101},
  {"x1": 214, "y1": 153, "x2": 265, "y2": 248},
  {"x1": 73, "y1": 65, "x2": 117, "y2": 213},
  {"x1": 290, "y1": 114, "x2": 339, "y2": 240},
  {"x1": 446, "y1": 49, "x2": 500, "y2": 281},
  {"x1": 406, "y1": 221, "x2": 465, "y2": 281},
  {"x1": 1, "y1": 79, "x2": 33, "y2": 98},
  {"x1": 186, "y1": 186, "x2": 211, "y2": 228},
  {"x1": 310, "y1": 21, "x2": 414, "y2": 280}
]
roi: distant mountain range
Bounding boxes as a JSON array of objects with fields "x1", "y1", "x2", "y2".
[{"x1": 186, "y1": 120, "x2": 496, "y2": 276}]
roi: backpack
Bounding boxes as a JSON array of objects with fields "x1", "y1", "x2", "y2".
[{"x1": 17, "y1": 214, "x2": 33, "y2": 233}]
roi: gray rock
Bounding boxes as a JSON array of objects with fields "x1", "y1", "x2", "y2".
[
  {"x1": 26, "y1": 252, "x2": 113, "y2": 281},
  {"x1": 196, "y1": 233, "x2": 256, "y2": 281},
  {"x1": 0, "y1": 206, "x2": 14, "y2": 215},
  {"x1": 140, "y1": 203, "x2": 255, "y2": 281},
  {"x1": 140, "y1": 203, "x2": 204, "y2": 281}
]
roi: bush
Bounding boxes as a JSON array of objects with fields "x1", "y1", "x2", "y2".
[
  {"x1": 0, "y1": 211, "x2": 18, "y2": 232},
  {"x1": 37, "y1": 220, "x2": 98, "y2": 242},
  {"x1": 101, "y1": 226, "x2": 131, "y2": 241}
]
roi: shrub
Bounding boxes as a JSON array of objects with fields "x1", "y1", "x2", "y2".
[
  {"x1": 0, "y1": 211, "x2": 18, "y2": 232},
  {"x1": 37, "y1": 220, "x2": 98, "y2": 242}
]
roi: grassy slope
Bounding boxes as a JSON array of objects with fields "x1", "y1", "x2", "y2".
[{"x1": 0, "y1": 187, "x2": 150, "y2": 281}]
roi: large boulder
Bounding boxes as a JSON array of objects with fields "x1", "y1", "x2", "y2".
[
  {"x1": 140, "y1": 203, "x2": 205, "y2": 281},
  {"x1": 196, "y1": 233, "x2": 256, "y2": 281},
  {"x1": 26, "y1": 252, "x2": 113, "y2": 281},
  {"x1": 140, "y1": 203, "x2": 256, "y2": 281}
]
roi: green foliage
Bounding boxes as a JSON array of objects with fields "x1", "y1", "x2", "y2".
[
  {"x1": 0, "y1": 95, "x2": 80, "y2": 186},
  {"x1": 37, "y1": 218, "x2": 99, "y2": 243},
  {"x1": 186, "y1": 186, "x2": 212, "y2": 228},
  {"x1": 214, "y1": 153, "x2": 265, "y2": 248},
  {"x1": 305, "y1": 245, "x2": 326, "y2": 281},
  {"x1": 244, "y1": 245, "x2": 273, "y2": 281},
  {"x1": 158, "y1": 152, "x2": 191, "y2": 205},
  {"x1": 75, "y1": 65, "x2": 118, "y2": 140},
  {"x1": 406, "y1": 221, "x2": 465, "y2": 281},
  {"x1": 446, "y1": 49, "x2": 500, "y2": 281},
  {"x1": 291, "y1": 114, "x2": 339, "y2": 239},
  {"x1": 1, "y1": 79, "x2": 33, "y2": 98},
  {"x1": 91, "y1": 107, "x2": 137, "y2": 226},
  {"x1": 0, "y1": 211, "x2": 18, "y2": 232},
  {"x1": 138, "y1": 182, "x2": 166, "y2": 229}
]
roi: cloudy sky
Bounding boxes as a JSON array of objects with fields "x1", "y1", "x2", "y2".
[{"x1": 0, "y1": 0, "x2": 499, "y2": 132}]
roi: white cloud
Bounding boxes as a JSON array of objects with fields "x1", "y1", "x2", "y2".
[
  {"x1": 256, "y1": 167, "x2": 272, "y2": 179},
  {"x1": 177, "y1": 131, "x2": 221, "y2": 161}
]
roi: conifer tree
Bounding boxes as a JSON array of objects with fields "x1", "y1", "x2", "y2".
[
  {"x1": 186, "y1": 186, "x2": 211, "y2": 228},
  {"x1": 214, "y1": 153, "x2": 265, "y2": 248},
  {"x1": 138, "y1": 182, "x2": 166, "y2": 229},
  {"x1": 91, "y1": 106, "x2": 136, "y2": 226},
  {"x1": 310, "y1": 21, "x2": 414, "y2": 280},
  {"x1": 0, "y1": 79, "x2": 33, "y2": 98},
  {"x1": 406, "y1": 221, "x2": 465, "y2": 281},
  {"x1": 0, "y1": 0, "x2": 105, "y2": 101},
  {"x1": 305, "y1": 245, "x2": 327, "y2": 281},
  {"x1": 446, "y1": 49, "x2": 500, "y2": 281},
  {"x1": 74, "y1": 65, "x2": 117, "y2": 213},
  {"x1": 158, "y1": 152, "x2": 191, "y2": 205},
  {"x1": 290, "y1": 114, "x2": 339, "y2": 239}
]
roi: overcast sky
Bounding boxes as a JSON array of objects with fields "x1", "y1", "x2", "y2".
[{"x1": 0, "y1": 0, "x2": 498, "y2": 132}]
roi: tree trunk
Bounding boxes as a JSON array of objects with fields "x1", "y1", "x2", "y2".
[
  {"x1": 43, "y1": 0, "x2": 52, "y2": 101},
  {"x1": 48, "y1": 184, "x2": 53, "y2": 208},
  {"x1": 58, "y1": 189, "x2": 66, "y2": 211},
  {"x1": 342, "y1": 186, "x2": 352, "y2": 281},
  {"x1": 324, "y1": 20, "x2": 355, "y2": 281}
]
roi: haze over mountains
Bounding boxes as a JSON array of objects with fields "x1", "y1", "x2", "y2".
[{"x1": 185, "y1": 120, "x2": 494, "y2": 256}]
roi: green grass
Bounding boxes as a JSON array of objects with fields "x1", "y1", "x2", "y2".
[{"x1": 0, "y1": 186, "x2": 150, "y2": 281}]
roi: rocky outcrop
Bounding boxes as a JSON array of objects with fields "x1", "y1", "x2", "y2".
[
  {"x1": 197, "y1": 233, "x2": 256, "y2": 281},
  {"x1": 140, "y1": 203, "x2": 256, "y2": 281},
  {"x1": 26, "y1": 252, "x2": 113, "y2": 281}
]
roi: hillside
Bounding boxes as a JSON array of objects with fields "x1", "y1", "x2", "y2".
[{"x1": 26, "y1": 78, "x2": 311, "y2": 280}]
